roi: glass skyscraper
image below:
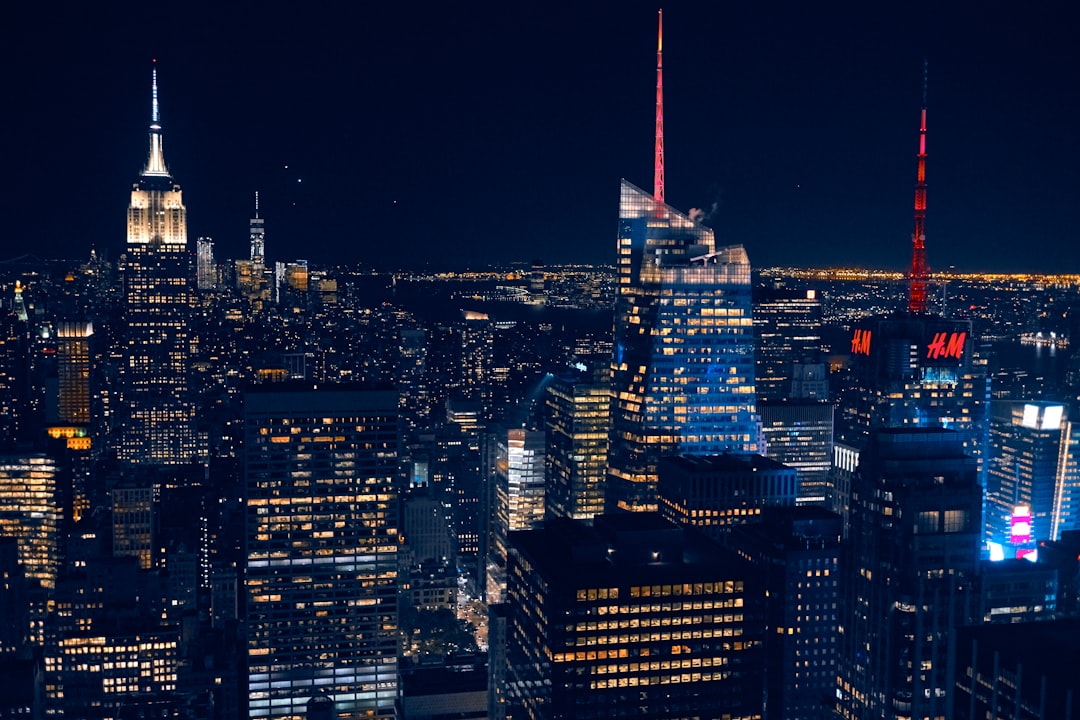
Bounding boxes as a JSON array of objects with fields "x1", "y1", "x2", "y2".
[
  {"x1": 245, "y1": 385, "x2": 400, "y2": 719},
  {"x1": 608, "y1": 180, "x2": 759, "y2": 512}
]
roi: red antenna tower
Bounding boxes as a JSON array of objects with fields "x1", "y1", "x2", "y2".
[
  {"x1": 653, "y1": 9, "x2": 665, "y2": 204},
  {"x1": 908, "y1": 61, "x2": 929, "y2": 314}
]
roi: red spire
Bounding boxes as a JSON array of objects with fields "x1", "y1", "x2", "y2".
[
  {"x1": 653, "y1": 9, "x2": 665, "y2": 204},
  {"x1": 908, "y1": 61, "x2": 929, "y2": 314}
]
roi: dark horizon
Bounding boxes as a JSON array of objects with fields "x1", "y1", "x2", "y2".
[{"x1": 2, "y1": 1, "x2": 1077, "y2": 272}]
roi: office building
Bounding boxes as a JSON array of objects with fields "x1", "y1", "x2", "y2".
[
  {"x1": 759, "y1": 400, "x2": 834, "y2": 505},
  {"x1": 486, "y1": 427, "x2": 544, "y2": 603},
  {"x1": 608, "y1": 180, "x2": 759, "y2": 513},
  {"x1": 196, "y1": 236, "x2": 216, "y2": 290},
  {"x1": 726, "y1": 507, "x2": 842, "y2": 720},
  {"x1": 658, "y1": 453, "x2": 797, "y2": 539},
  {"x1": 245, "y1": 385, "x2": 399, "y2": 719},
  {"x1": 977, "y1": 558, "x2": 1058, "y2": 624},
  {"x1": 118, "y1": 64, "x2": 198, "y2": 465},
  {"x1": 953, "y1": 619, "x2": 1080, "y2": 720},
  {"x1": 986, "y1": 400, "x2": 1069, "y2": 558},
  {"x1": 55, "y1": 321, "x2": 92, "y2": 427},
  {"x1": 544, "y1": 363, "x2": 609, "y2": 521},
  {"x1": 504, "y1": 513, "x2": 764, "y2": 719},
  {"x1": 837, "y1": 314, "x2": 988, "y2": 460},
  {"x1": 0, "y1": 454, "x2": 59, "y2": 590},
  {"x1": 753, "y1": 287, "x2": 824, "y2": 400},
  {"x1": 0, "y1": 308, "x2": 30, "y2": 450},
  {"x1": 836, "y1": 428, "x2": 981, "y2": 720}
]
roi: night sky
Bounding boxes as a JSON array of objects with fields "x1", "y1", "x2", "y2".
[{"x1": 2, "y1": 1, "x2": 1077, "y2": 271}]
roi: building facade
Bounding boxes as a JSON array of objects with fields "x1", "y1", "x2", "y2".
[
  {"x1": 505, "y1": 514, "x2": 764, "y2": 719},
  {"x1": 836, "y1": 428, "x2": 981, "y2": 720},
  {"x1": 608, "y1": 180, "x2": 759, "y2": 513},
  {"x1": 245, "y1": 385, "x2": 399, "y2": 719},
  {"x1": 544, "y1": 364, "x2": 609, "y2": 521},
  {"x1": 118, "y1": 65, "x2": 198, "y2": 465}
]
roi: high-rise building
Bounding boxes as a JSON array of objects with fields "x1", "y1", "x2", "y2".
[
  {"x1": 111, "y1": 486, "x2": 154, "y2": 570},
  {"x1": 0, "y1": 454, "x2": 59, "y2": 590},
  {"x1": 658, "y1": 453, "x2": 797, "y2": 539},
  {"x1": 196, "y1": 236, "x2": 216, "y2": 290},
  {"x1": 953, "y1": 619, "x2": 1080, "y2": 720},
  {"x1": 726, "y1": 507, "x2": 842, "y2": 720},
  {"x1": 55, "y1": 321, "x2": 92, "y2": 427},
  {"x1": 504, "y1": 513, "x2": 765, "y2": 719},
  {"x1": 244, "y1": 385, "x2": 399, "y2": 719},
  {"x1": 544, "y1": 363, "x2": 609, "y2": 521},
  {"x1": 250, "y1": 192, "x2": 265, "y2": 266},
  {"x1": 837, "y1": 428, "x2": 981, "y2": 720},
  {"x1": 986, "y1": 400, "x2": 1069, "y2": 558},
  {"x1": 486, "y1": 427, "x2": 544, "y2": 602},
  {"x1": 0, "y1": 307, "x2": 30, "y2": 450},
  {"x1": 759, "y1": 399, "x2": 834, "y2": 505},
  {"x1": 608, "y1": 180, "x2": 759, "y2": 513},
  {"x1": 118, "y1": 64, "x2": 198, "y2": 465},
  {"x1": 753, "y1": 287, "x2": 824, "y2": 400}
]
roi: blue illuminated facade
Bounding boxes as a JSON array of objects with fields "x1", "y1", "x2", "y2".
[{"x1": 607, "y1": 180, "x2": 759, "y2": 513}]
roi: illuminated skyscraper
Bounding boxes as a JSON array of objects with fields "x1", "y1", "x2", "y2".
[
  {"x1": 0, "y1": 454, "x2": 59, "y2": 590},
  {"x1": 544, "y1": 363, "x2": 609, "y2": 521},
  {"x1": 196, "y1": 236, "x2": 216, "y2": 290},
  {"x1": 245, "y1": 385, "x2": 399, "y2": 720},
  {"x1": 753, "y1": 287, "x2": 824, "y2": 400},
  {"x1": 504, "y1": 513, "x2": 764, "y2": 719},
  {"x1": 985, "y1": 400, "x2": 1069, "y2": 558},
  {"x1": 118, "y1": 63, "x2": 198, "y2": 465},
  {"x1": 608, "y1": 180, "x2": 759, "y2": 513},
  {"x1": 55, "y1": 321, "x2": 92, "y2": 427},
  {"x1": 486, "y1": 427, "x2": 545, "y2": 602},
  {"x1": 250, "y1": 191, "x2": 265, "y2": 266}
]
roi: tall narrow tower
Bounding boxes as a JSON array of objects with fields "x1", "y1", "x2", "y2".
[
  {"x1": 653, "y1": 9, "x2": 664, "y2": 204},
  {"x1": 908, "y1": 61, "x2": 929, "y2": 314},
  {"x1": 607, "y1": 13, "x2": 759, "y2": 513},
  {"x1": 250, "y1": 191, "x2": 265, "y2": 266},
  {"x1": 119, "y1": 62, "x2": 198, "y2": 465}
]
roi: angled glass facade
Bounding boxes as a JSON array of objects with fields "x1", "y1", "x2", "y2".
[{"x1": 608, "y1": 180, "x2": 759, "y2": 512}]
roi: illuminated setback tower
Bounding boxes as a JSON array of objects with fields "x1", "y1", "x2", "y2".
[
  {"x1": 250, "y1": 191, "x2": 265, "y2": 266},
  {"x1": 607, "y1": 13, "x2": 758, "y2": 513},
  {"x1": 119, "y1": 63, "x2": 198, "y2": 465}
]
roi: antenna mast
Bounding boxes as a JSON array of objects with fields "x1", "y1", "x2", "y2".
[
  {"x1": 908, "y1": 60, "x2": 929, "y2": 314},
  {"x1": 653, "y1": 9, "x2": 665, "y2": 204}
]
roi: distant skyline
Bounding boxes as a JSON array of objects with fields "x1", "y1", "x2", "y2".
[{"x1": 2, "y1": 1, "x2": 1077, "y2": 271}]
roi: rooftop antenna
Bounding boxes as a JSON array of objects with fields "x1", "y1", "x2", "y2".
[
  {"x1": 653, "y1": 9, "x2": 665, "y2": 205},
  {"x1": 908, "y1": 60, "x2": 929, "y2": 314}
]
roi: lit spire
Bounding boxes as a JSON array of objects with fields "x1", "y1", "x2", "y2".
[
  {"x1": 908, "y1": 60, "x2": 929, "y2": 314},
  {"x1": 654, "y1": 9, "x2": 665, "y2": 204},
  {"x1": 143, "y1": 59, "x2": 170, "y2": 178},
  {"x1": 255, "y1": 190, "x2": 260, "y2": 218}
]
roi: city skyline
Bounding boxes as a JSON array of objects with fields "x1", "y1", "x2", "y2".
[{"x1": 2, "y1": 1, "x2": 1077, "y2": 271}]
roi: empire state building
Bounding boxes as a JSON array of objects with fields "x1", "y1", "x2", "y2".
[{"x1": 118, "y1": 64, "x2": 198, "y2": 465}]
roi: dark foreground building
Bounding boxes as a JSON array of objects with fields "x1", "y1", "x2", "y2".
[
  {"x1": 837, "y1": 428, "x2": 981, "y2": 720},
  {"x1": 504, "y1": 513, "x2": 764, "y2": 719},
  {"x1": 953, "y1": 619, "x2": 1080, "y2": 720}
]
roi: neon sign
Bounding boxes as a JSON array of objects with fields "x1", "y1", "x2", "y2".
[
  {"x1": 1010, "y1": 505, "x2": 1031, "y2": 545},
  {"x1": 851, "y1": 329, "x2": 871, "y2": 356},
  {"x1": 926, "y1": 331, "x2": 966, "y2": 360}
]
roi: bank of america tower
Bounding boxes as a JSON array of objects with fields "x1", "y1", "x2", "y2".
[{"x1": 606, "y1": 11, "x2": 759, "y2": 513}]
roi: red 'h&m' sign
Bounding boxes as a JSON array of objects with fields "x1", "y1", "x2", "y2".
[
  {"x1": 851, "y1": 329, "x2": 871, "y2": 356},
  {"x1": 926, "y1": 331, "x2": 966, "y2": 360}
]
